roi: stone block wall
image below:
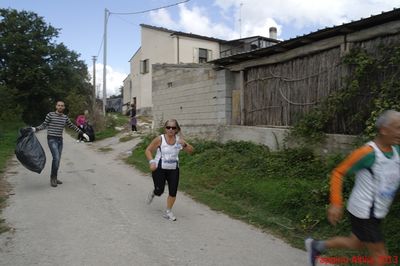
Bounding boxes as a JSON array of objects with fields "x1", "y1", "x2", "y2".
[{"x1": 152, "y1": 64, "x2": 231, "y2": 132}]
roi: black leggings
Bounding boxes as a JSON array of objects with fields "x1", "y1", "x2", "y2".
[{"x1": 151, "y1": 167, "x2": 180, "y2": 197}]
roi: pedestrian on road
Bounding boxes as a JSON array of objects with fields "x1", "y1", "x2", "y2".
[
  {"x1": 75, "y1": 112, "x2": 86, "y2": 142},
  {"x1": 145, "y1": 119, "x2": 193, "y2": 221},
  {"x1": 130, "y1": 103, "x2": 137, "y2": 132},
  {"x1": 32, "y1": 100, "x2": 90, "y2": 187},
  {"x1": 305, "y1": 110, "x2": 400, "y2": 266}
]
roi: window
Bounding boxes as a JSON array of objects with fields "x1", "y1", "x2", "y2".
[
  {"x1": 140, "y1": 59, "x2": 149, "y2": 74},
  {"x1": 193, "y1": 48, "x2": 213, "y2": 63},
  {"x1": 199, "y1": 48, "x2": 208, "y2": 63}
]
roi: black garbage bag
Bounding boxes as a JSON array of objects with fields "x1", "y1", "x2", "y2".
[{"x1": 15, "y1": 128, "x2": 46, "y2": 173}]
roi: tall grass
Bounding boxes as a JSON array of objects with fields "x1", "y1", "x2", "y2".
[
  {"x1": 0, "y1": 120, "x2": 24, "y2": 233},
  {"x1": 128, "y1": 136, "x2": 400, "y2": 261}
]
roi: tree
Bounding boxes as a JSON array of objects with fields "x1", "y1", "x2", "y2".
[{"x1": 0, "y1": 8, "x2": 92, "y2": 124}]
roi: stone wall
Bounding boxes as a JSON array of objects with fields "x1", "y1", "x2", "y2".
[{"x1": 152, "y1": 64, "x2": 232, "y2": 133}]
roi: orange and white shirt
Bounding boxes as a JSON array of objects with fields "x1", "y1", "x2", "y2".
[{"x1": 330, "y1": 141, "x2": 400, "y2": 219}]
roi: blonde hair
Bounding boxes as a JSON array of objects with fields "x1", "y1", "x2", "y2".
[{"x1": 164, "y1": 119, "x2": 181, "y2": 135}]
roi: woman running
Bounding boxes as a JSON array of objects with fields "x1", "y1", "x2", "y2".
[{"x1": 145, "y1": 119, "x2": 193, "y2": 221}]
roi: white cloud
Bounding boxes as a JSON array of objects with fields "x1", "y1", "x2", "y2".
[
  {"x1": 149, "y1": 3, "x2": 238, "y2": 40},
  {"x1": 149, "y1": 8, "x2": 178, "y2": 29},
  {"x1": 89, "y1": 63, "x2": 127, "y2": 98},
  {"x1": 148, "y1": 0, "x2": 399, "y2": 41},
  {"x1": 214, "y1": 0, "x2": 399, "y2": 35}
]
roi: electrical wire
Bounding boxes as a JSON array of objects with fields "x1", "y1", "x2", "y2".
[
  {"x1": 94, "y1": 1, "x2": 189, "y2": 60},
  {"x1": 109, "y1": 0, "x2": 189, "y2": 15}
]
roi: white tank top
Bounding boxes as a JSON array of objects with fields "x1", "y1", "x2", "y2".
[
  {"x1": 154, "y1": 134, "x2": 181, "y2": 170},
  {"x1": 347, "y1": 141, "x2": 400, "y2": 218}
]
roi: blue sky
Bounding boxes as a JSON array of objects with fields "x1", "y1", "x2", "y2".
[{"x1": 2, "y1": 0, "x2": 399, "y2": 96}]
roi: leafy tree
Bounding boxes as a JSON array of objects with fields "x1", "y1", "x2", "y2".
[{"x1": 0, "y1": 8, "x2": 92, "y2": 124}]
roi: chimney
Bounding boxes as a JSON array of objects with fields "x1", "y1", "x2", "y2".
[{"x1": 269, "y1": 27, "x2": 277, "y2": 39}]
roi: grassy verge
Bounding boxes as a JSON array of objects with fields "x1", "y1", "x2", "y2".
[
  {"x1": 66, "y1": 112, "x2": 130, "y2": 141},
  {"x1": 127, "y1": 136, "x2": 400, "y2": 264},
  {"x1": 0, "y1": 120, "x2": 24, "y2": 234},
  {"x1": 95, "y1": 112, "x2": 129, "y2": 141}
]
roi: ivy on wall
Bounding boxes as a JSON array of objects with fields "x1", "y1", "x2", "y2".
[{"x1": 289, "y1": 43, "x2": 400, "y2": 144}]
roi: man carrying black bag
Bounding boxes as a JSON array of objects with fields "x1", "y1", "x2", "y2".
[
  {"x1": 15, "y1": 127, "x2": 46, "y2": 174},
  {"x1": 32, "y1": 100, "x2": 89, "y2": 187}
]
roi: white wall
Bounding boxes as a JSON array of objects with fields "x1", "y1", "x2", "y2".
[
  {"x1": 128, "y1": 26, "x2": 222, "y2": 114},
  {"x1": 122, "y1": 74, "x2": 131, "y2": 113},
  {"x1": 175, "y1": 36, "x2": 220, "y2": 63},
  {"x1": 140, "y1": 28, "x2": 175, "y2": 112}
]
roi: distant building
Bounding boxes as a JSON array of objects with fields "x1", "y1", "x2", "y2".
[
  {"x1": 106, "y1": 97, "x2": 122, "y2": 113},
  {"x1": 123, "y1": 24, "x2": 226, "y2": 115}
]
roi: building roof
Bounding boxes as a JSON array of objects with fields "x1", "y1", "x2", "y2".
[
  {"x1": 222, "y1": 35, "x2": 280, "y2": 45},
  {"x1": 140, "y1": 24, "x2": 227, "y2": 43},
  {"x1": 212, "y1": 8, "x2": 400, "y2": 66}
]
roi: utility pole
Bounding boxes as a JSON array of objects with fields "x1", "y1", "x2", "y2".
[
  {"x1": 92, "y1": 56, "x2": 97, "y2": 111},
  {"x1": 103, "y1": 8, "x2": 109, "y2": 116},
  {"x1": 239, "y1": 2, "x2": 243, "y2": 38}
]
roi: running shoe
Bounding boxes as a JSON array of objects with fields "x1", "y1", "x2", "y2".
[
  {"x1": 305, "y1": 237, "x2": 320, "y2": 266},
  {"x1": 163, "y1": 209, "x2": 176, "y2": 221},
  {"x1": 146, "y1": 190, "x2": 155, "y2": 205}
]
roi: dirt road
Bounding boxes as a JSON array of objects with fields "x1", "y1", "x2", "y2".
[{"x1": 0, "y1": 131, "x2": 308, "y2": 266}]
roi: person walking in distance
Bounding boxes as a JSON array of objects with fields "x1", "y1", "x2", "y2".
[
  {"x1": 305, "y1": 110, "x2": 400, "y2": 266},
  {"x1": 32, "y1": 100, "x2": 89, "y2": 187},
  {"x1": 145, "y1": 119, "x2": 193, "y2": 221},
  {"x1": 130, "y1": 103, "x2": 137, "y2": 132}
]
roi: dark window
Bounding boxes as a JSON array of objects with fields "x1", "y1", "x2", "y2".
[
  {"x1": 140, "y1": 59, "x2": 149, "y2": 74},
  {"x1": 199, "y1": 48, "x2": 208, "y2": 63}
]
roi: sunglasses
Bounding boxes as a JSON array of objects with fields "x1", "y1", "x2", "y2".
[{"x1": 165, "y1": 126, "x2": 177, "y2": 130}]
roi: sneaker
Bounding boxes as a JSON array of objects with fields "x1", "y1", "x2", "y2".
[
  {"x1": 305, "y1": 237, "x2": 320, "y2": 266},
  {"x1": 76, "y1": 140, "x2": 81, "y2": 143},
  {"x1": 146, "y1": 191, "x2": 155, "y2": 205},
  {"x1": 163, "y1": 209, "x2": 176, "y2": 221},
  {"x1": 56, "y1": 179, "x2": 62, "y2": 184}
]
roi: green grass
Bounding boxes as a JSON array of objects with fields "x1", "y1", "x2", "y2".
[
  {"x1": 127, "y1": 136, "x2": 400, "y2": 263},
  {"x1": 95, "y1": 128, "x2": 119, "y2": 141},
  {"x1": 65, "y1": 112, "x2": 130, "y2": 141},
  {"x1": 98, "y1": 147, "x2": 113, "y2": 152},
  {"x1": 0, "y1": 120, "x2": 25, "y2": 234},
  {"x1": 95, "y1": 112, "x2": 129, "y2": 141},
  {"x1": 119, "y1": 135, "x2": 136, "y2": 142}
]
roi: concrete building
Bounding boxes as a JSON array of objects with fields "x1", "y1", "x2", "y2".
[
  {"x1": 151, "y1": 9, "x2": 400, "y2": 152},
  {"x1": 122, "y1": 24, "x2": 225, "y2": 115}
]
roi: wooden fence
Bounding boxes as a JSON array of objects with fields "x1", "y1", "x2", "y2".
[{"x1": 243, "y1": 33, "x2": 400, "y2": 134}]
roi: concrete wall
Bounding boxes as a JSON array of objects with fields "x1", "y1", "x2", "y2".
[
  {"x1": 152, "y1": 64, "x2": 232, "y2": 134},
  {"x1": 140, "y1": 28, "x2": 175, "y2": 111},
  {"x1": 122, "y1": 74, "x2": 131, "y2": 113},
  {"x1": 218, "y1": 125, "x2": 356, "y2": 153},
  {"x1": 176, "y1": 36, "x2": 220, "y2": 63},
  {"x1": 127, "y1": 26, "x2": 222, "y2": 114}
]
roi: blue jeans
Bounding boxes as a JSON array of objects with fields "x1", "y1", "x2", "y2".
[{"x1": 47, "y1": 137, "x2": 63, "y2": 178}]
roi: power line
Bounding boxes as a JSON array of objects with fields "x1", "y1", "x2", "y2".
[
  {"x1": 98, "y1": 0, "x2": 190, "y2": 115},
  {"x1": 109, "y1": 0, "x2": 189, "y2": 15},
  {"x1": 95, "y1": 0, "x2": 188, "y2": 60}
]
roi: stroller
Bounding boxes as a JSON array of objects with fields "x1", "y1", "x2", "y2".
[
  {"x1": 77, "y1": 122, "x2": 95, "y2": 142},
  {"x1": 76, "y1": 115, "x2": 95, "y2": 142}
]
